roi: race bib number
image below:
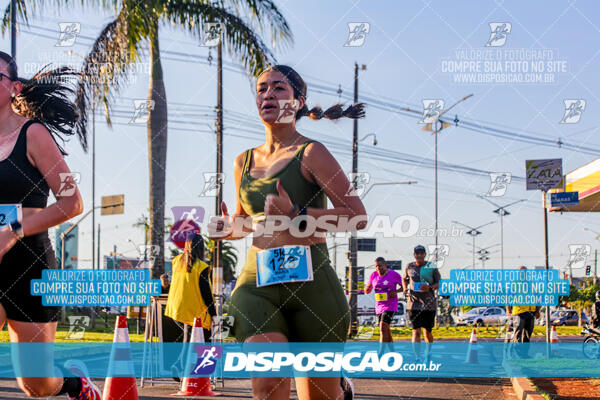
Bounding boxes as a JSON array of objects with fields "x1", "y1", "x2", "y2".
[
  {"x1": 256, "y1": 245, "x2": 313, "y2": 287},
  {"x1": 375, "y1": 292, "x2": 388, "y2": 301},
  {"x1": 0, "y1": 204, "x2": 22, "y2": 227}
]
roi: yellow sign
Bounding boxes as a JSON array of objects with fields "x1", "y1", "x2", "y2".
[{"x1": 375, "y1": 292, "x2": 388, "y2": 301}]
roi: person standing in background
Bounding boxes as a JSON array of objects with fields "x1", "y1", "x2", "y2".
[
  {"x1": 166, "y1": 233, "x2": 216, "y2": 342},
  {"x1": 160, "y1": 274, "x2": 171, "y2": 295},
  {"x1": 506, "y1": 266, "x2": 540, "y2": 358},
  {"x1": 165, "y1": 233, "x2": 216, "y2": 379}
]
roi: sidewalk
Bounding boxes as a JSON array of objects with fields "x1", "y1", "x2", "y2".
[{"x1": 0, "y1": 377, "x2": 518, "y2": 399}]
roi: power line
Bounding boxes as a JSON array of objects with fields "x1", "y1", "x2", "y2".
[{"x1": 22, "y1": 23, "x2": 600, "y2": 156}]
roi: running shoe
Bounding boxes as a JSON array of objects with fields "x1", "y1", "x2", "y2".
[
  {"x1": 64, "y1": 360, "x2": 102, "y2": 400},
  {"x1": 340, "y1": 376, "x2": 354, "y2": 400}
]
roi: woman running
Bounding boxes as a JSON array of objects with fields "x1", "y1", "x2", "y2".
[
  {"x1": 209, "y1": 65, "x2": 366, "y2": 400},
  {"x1": 0, "y1": 51, "x2": 100, "y2": 399}
]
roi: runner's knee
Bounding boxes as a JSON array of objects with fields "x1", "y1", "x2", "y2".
[
  {"x1": 251, "y1": 376, "x2": 290, "y2": 399},
  {"x1": 17, "y1": 377, "x2": 61, "y2": 397}
]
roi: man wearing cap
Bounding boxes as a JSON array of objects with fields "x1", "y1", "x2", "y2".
[
  {"x1": 365, "y1": 257, "x2": 403, "y2": 351},
  {"x1": 402, "y1": 245, "x2": 441, "y2": 362}
]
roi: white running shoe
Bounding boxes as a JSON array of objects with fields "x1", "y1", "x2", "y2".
[{"x1": 64, "y1": 360, "x2": 102, "y2": 400}]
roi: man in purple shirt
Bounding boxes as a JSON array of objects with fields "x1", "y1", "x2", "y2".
[{"x1": 365, "y1": 257, "x2": 403, "y2": 346}]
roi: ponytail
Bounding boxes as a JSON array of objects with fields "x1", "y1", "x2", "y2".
[
  {"x1": 182, "y1": 233, "x2": 205, "y2": 273},
  {"x1": 0, "y1": 51, "x2": 87, "y2": 154},
  {"x1": 295, "y1": 103, "x2": 365, "y2": 121},
  {"x1": 257, "y1": 64, "x2": 366, "y2": 122}
]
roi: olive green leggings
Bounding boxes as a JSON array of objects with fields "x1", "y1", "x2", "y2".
[{"x1": 230, "y1": 243, "x2": 350, "y2": 342}]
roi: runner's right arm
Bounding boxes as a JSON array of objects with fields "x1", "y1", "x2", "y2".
[
  {"x1": 208, "y1": 152, "x2": 253, "y2": 241},
  {"x1": 365, "y1": 272, "x2": 373, "y2": 294},
  {"x1": 402, "y1": 268, "x2": 409, "y2": 296}
]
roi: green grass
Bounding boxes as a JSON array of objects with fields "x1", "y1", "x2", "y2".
[
  {"x1": 0, "y1": 312, "x2": 586, "y2": 343},
  {"x1": 359, "y1": 325, "x2": 584, "y2": 341},
  {"x1": 0, "y1": 311, "x2": 146, "y2": 342}
]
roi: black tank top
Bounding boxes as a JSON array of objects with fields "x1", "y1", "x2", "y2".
[{"x1": 0, "y1": 120, "x2": 50, "y2": 208}]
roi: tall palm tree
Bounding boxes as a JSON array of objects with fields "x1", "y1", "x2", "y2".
[{"x1": 3, "y1": 1, "x2": 291, "y2": 278}]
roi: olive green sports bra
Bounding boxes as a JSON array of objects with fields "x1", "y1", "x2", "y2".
[{"x1": 239, "y1": 140, "x2": 327, "y2": 219}]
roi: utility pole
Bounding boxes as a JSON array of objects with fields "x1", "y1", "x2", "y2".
[
  {"x1": 10, "y1": 0, "x2": 16, "y2": 59},
  {"x1": 214, "y1": 41, "x2": 224, "y2": 318},
  {"x1": 542, "y1": 191, "x2": 551, "y2": 345},
  {"x1": 348, "y1": 62, "x2": 364, "y2": 338}
]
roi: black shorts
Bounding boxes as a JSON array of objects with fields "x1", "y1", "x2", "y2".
[
  {"x1": 0, "y1": 232, "x2": 59, "y2": 322},
  {"x1": 377, "y1": 311, "x2": 395, "y2": 325},
  {"x1": 408, "y1": 310, "x2": 435, "y2": 331}
]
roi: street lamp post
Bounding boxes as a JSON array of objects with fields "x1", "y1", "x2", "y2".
[
  {"x1": 469, "y1": 243, "x2": 499, "y2": 268},
  {"x1": 401, "y1": 95, "x2": 473, "y2": 262},
  {"x1": 453, "y1": 220, "x2": 495, "y2": 268},
  {"x1": 478, "y1": 196, "x2": 526, "y2": 269},
  {"x1": 430, "y1": 95, "x2": 473, "y2": 261}
]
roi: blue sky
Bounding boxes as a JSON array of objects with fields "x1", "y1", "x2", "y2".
[{"x1": 2, "y1": 0, "x2": 600, "y2": 279}]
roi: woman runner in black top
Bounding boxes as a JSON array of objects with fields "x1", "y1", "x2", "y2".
[{"x1": 0, "y1": 51, "x2": 101, "y2": 399}]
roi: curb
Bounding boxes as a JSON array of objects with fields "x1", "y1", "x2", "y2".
[{"x1": 510, "y1": 377, "x2": 546, "y2": 400}]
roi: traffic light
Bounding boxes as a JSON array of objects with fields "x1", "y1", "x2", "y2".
[{"x1": 585, "y1": 265, "x2": 591, "y2": 276}]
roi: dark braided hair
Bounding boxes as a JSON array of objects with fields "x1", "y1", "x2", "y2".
[
  {"x1": 257, "y1": 65, "x2": 365, "y2": 121},
  {"x1": 0, "y1": 51, "x2": 87, "y2": 154}
]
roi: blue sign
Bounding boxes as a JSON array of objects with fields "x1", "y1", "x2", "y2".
[
  {"x1": 550, "y1": 191, "x2": 579, "y2": 207},
  {"x1": 0, "y1": 204, "x2": 22, "y2": 227},
  {"x1": 439, "y1": 269, "x2": 570, "y2": 307},
  {"x1": 2, "y1": 342, "x2": 600, "y2": 378},
  {"x1": 30, "y1": 269, "x2": 161, "y2": 306}
]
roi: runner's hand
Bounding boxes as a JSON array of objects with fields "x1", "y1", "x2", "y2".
[
  {"x1": 264, "y1": 180, "x2": 294, "y2": 217},
  {"x1": 388, "y1": 289, "x2": 398, "y2": 298},
  {"x1": 420, "y1": 282, "x2": 430, "y2": 292},
  {"x1": 0, "y1": 228, "x2": 18, "y2": 263},
  {"x1": 208, "y1": 201, "x2": 232, "y2": 240}
]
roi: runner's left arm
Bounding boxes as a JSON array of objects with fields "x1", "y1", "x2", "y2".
[
  {"x1": 300, "y1": 142, "x2": 367, "y2": 233},
  {"x1": 16, "y1": 123, "x2": 83, "y2": 236}
]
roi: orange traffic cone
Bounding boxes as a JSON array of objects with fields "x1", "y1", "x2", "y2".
[
  {"x1": 103, "y1": 315, "x2": 138, "y2": 400},
  {"x1": 173, "y1": 318, "x2": 218, "y2": 397},
  {"x1": 465, "y1": 329, "x2": 479, "y2": 364},
  {"x1": 550, "y1": 325, "x2": 560, "y2": 355}
]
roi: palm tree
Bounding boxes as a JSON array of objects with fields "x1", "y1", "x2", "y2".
[
  {"x1": 72, "y1": 0, "x2": 291, "y2": 278},
  {"x1": 3, "y1": 1, "x2": 292, "y2": 279}
]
